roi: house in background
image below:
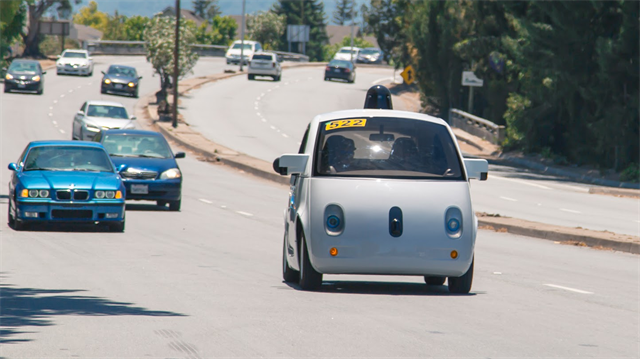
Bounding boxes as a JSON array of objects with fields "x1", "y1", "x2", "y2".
[{"x1": 71, "y1": 24, "x2": 103, "y2": 49}]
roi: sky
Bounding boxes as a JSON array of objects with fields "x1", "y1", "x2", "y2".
[{"x1": 73, "y1": 0, "x2": 369, "y2": 24}]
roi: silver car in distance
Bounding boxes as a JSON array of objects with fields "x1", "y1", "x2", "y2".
[{"x1": 273, "y1": 86, "x2": 488, "y2": 293}]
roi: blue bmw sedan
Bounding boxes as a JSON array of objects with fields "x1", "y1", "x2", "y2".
[
  {"x1": 93, "y1": 129, "x2": 184, "y2": 211},
  {"x1": 7, "y1": 141, "x2": 126, "y2": 232}
]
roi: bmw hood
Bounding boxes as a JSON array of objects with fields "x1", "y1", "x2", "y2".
[
  {"x1": 19, "y1": 171, "x2": 121, "y2": 190},
  {"x1": 85, "y1": 117, "x2": 134, "y2": 129},
  {"x1": 109, "y1": 156, "x2": 178, "y2": 174}
]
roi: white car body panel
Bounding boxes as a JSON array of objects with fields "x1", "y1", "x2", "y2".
[
  {"x1": 333, "y1": 46, "x2": 362, "y2": 62},
  {"x1": 281, "y1": 109, "x2": 485, "y2": 279},
  {"x1": 73, "y1": 101, "x2": 134, "y2": 141},
  {"x1": 248, "y1": 52, "x2": 282, "y2": 78},
  {"x1": 225, "y1": 40, "x2": 261, "y2": 65}
]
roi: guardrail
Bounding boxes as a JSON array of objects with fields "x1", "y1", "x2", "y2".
[
  {"x1": 86, "y1": 40, "x2": 309, "y2": 62},
  {"x1": 449, "y1": 108, "x2": 505, "y2": 145}
]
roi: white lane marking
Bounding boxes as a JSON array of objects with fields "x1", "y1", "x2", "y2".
[
  {"x1": 59, "y1": 129, "x2": 65, "y2": 134},
  {"x1": 199, "y1": 198, "x2": 212, "y2": 204},
  {"x1": 544, "y1": 284, "x2": 593, "y2": 294},
  {"x1": 493, "y1": 272, "x2": 502, "y2": 275},
  {"x1": 88, "y1": 82, "x2": 92, "y2": 85},
  {"x1": 284, "y1": 82, "x2": 289, "y2": 85},
  {"x1": 256, "y1": 112, "x2": 261, "y2": 117},
  {"x1": 260, "y1": 93, "x2": 265, "y2": 97},
  {"x1": 560, "y1": 208, "x2": 581, "y2": 214},
  {"x1": 499, "y1": 196, "x2": 518, "y2": 202},
  {"x1": 270, "y1": 125, "x2": 276, "y2": 130},
  {"x1": 68, "y1": 89, "x2": 73, "y2": 93},
  {"x1": 48, "y1": 113, "x2": 53, "y2": 117},
  {"x1": 53, "y1": 100, "x2": 58, "y2": 104},
  {"x1": 60, "y1": 94, "x2": 65, "y2": 98},
  {"x1": 276, "y1": 129, "x2": 281, "y2": 133},
  {"x1": 267, "y1": 88, "x2": 272, "y2": 92},
  {"x1": 297, "y1": 142, "x2": 301, "y2": 146},
  {"x1": 236, "y1": 211, "x2": 253, "y2": 217},
  {"x1": 490, "y1": 174, "x2": 552, "y2": 190},
  {"x1": 372, "y1": 77, "x2": 394, "y2": 85},
  {"x1": 77, "y1": 85, "x2": 82, "y2": 89},
  {"x1": 49, "y1": 106, "x2": 53, "y2": 110},
  {"x1": 282, "y1": 134, "x2": 289, "y2": 138},
  {"x1": 52, "y1": 121, "x2": 57, "y2": 125},
  {"x1": 307, "y1": 77, "x2": 312, "y2": 80},
  {"x1": 254, "y1": 102, "x2": 258, "y2": 106},
  {"x1": 261, "y1": 118, "x2": 266, "y2": 122}
]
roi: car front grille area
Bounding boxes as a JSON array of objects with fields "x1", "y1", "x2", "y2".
[
  {"x1": 51, "y1": 209, "x2": 92, "y2": 219},
  {"x1": 121, "y1": 171, "x2": 158, "y2": 180},
  {"x1": 56, "y1": 190, "x2": 90, "y2": 200}
]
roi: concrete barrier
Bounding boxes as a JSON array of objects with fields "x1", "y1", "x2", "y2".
[{"x1": 449, "y1": 108, "x2": 505, "y2": 145}]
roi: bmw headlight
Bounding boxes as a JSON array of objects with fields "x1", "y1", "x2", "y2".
[
  {"x1": 95, "y1": 190, "x2": 122, "y2": 199},
  {"x1": 160, "y1": 168, "x2": 181, "y2": 180},
  {"x1": 21, "y1": 189, "x2": 50, "y2": 198}
]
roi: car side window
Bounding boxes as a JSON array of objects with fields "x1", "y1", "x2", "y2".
[
  {"x1": 298, "y1": 125, "x2": 310, "y2": 154},
  {"x1": 80, "y1": 102, "x2": 87, "y2": 113}
]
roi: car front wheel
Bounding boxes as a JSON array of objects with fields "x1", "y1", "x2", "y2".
[
  {"x1": 448, "y1": 257, "x2": 474, "y2": 294},
  {"x1": 109, "y1": 220, "x2": 125, "y2": 232},
  {"x1": 169, "y1": 199, "x2": 181, "y2": 211},
  {"x1": 282, "y1": 236, "x2": 299, "y2": 283},
  {"x1": 299, "y1": 234, "x2": 322, "y2": 291}
]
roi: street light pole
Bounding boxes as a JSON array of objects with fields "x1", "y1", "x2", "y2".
[
  {"x1": 239, "y1": 0, "x2": 246, "y2": 72},
  {"x1": 172, "y1": 0, "x2": 180, "y2": 128},
  {"x1": 349, "y1": 0, "x2": 355, "y2": 63}
]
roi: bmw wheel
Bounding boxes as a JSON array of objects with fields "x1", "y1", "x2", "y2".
[
  {"x1": 299, "y1": 234, "x2": 322, "y2": 290},
  {"x1": 109, "y1": 220, "x2": 125, "y2": 232},
  {"x1": 448, "y1": 257, "x2": 474, "y2": 294}
]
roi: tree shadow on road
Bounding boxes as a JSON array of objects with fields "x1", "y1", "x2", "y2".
[
  {"x1": 282, "y1": 280, "x2": 479, "y2": 297},
  {"x1": 0, "y1": 284, "x2": 186, "y2": 344}
]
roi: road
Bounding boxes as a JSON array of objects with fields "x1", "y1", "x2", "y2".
[
  {"x1": 183, "y1": 64, "x2": 639, "y2": 237},
  {"x1": 0, "y1": 56, "x2": 637, "y2": 357}
]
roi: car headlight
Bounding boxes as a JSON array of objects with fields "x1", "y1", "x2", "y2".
[
  {"x1": 32, "y1": 75, "x2": 40, "y2": 82},
  {"x1": 5, "y1": 74, "x2": 13, "y2": 80},
  {"x1": 160, "y1": 168, "x2": 181, "y2": 180},
  {"x1": 128, "y1": 82, "x2": 135, "y2": 87},
  {"x1": 104, "y1": 79, "x2": 111, "y2": 84},
  {"x1": 85, "y1": 123, "x2": 101, "y2": 132},
  {"x1": 95, "y1": 190, "x2": 122, "y2": 199},
  {"x1": 21, "y1": 189, "x2": 50, "y2": 198}
]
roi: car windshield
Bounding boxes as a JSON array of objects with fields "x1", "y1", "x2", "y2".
[
  {"x1": 87, "y1": 105, "x2": 128, "y2": 119},
  {"x1": 24, "y1": 146, "x2": 113, "y2": 172},
  {"x1": 339, "y1": 49, "x2": 358, "y2": 54},
  {"x1": 107, "y1": 66, "x2": 137, "y2": 77},
  {"x1": 8, "y1": 62, "x2": 37, "y2": 73},
  {"x1": 63, "y1": 52, "x2": 87, "y2": 58},
  {"x1": 252, "y1": 54, "x2": 273, "y2": 61},
  {"x1": 314, "y1": 117, "x2": 464, "y2": 180},
  {"x1": 361, "y1": 49, "x2": 380, "y2": 55},
  {"x1": 328, "y1": 60, "x2": 351, "y2": 68},
  {"x1": 102, "y1": 134, "x2": 173, "y2": 159},
  {"x1": 232, "y1": 43, "x2": 252, "y2": 50}
]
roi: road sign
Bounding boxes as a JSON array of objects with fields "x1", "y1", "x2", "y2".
[
  {"x1": 462, "y1": 71, "x2": 484, "y2": 87},
  {"x1": 400, "y1": 65, "x2": 415, "y2": 85}
]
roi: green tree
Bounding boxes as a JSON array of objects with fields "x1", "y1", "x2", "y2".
[
  {"x1": 23, "y1": 0, "x2": 82, "y2": 57},
  {"x1": 73, "y1": 0, "x2": 108, "y2": 32},
  {"x1": 272, "y1": 0, "x2": 329, "y2": 61},
  {"x1": 323, "y1": 35, "x2": 373, "y2": 61},
  {"x1": 102, "y1": 11, "x2": 127, "y2": 40},
  {"x1": 193, "y1": 0, "x2": 220, "y2": 21},
  {"x1": 333, "y1": 0, "x2": 356, "y2": 26},
  {"x1": 366, "y1": 0, "x2": 410, "y2": 66},
  {"x1": 144, "y1": 16, "x2": 199, "y2": 101},
  {"x1": 191, "y1": 16, "x2": 236, "y2": 45},
  {"x1": 0, "y1": 0, "x2": 26, "y2": 61},
  {"x1": 122, "y1": 15, "x2": 150, "y2": 41},
  {"x1": 247, "y1": 11, "x2": 286, "y2": 50}
]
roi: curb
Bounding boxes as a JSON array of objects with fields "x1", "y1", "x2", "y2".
[{"x1": 135, "y1": 67, "x2": 640, "y2": 256}]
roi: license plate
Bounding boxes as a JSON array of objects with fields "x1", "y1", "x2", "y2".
[
  {"x1": 115, "y1": 84, "x2": 123, "y2": 89},
  {"x1": 333, "y1": 68, "x2": 340, "y2": 72},
  {"x1": 17, "y1": 84, "x2": 25, "y2": 88},
  {"x1": 130, "y1": 184, "x2": 148, "y2": 194}
]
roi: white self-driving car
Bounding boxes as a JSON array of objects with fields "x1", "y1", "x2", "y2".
[
  {"x1": 56, "y1": 49, "x2": 94, "y2": 76},
  {"x1": 273, "y1": 86, "x2": 488, "y2": 293}
]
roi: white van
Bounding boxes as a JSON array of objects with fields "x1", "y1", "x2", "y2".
[
  {"x1": 333, "y1": 46, "x2": 362, "y2": 62},
  {"x1": 225, "y1": 40, "x2": 262, "y2": 65}
]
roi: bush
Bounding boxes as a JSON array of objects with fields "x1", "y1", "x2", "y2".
[{"x1": 620, "y1": 163, "x2": 640, "y2": 183}]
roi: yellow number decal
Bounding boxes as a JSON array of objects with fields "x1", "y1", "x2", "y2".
[{"x1": 325, "y1": 119, "x2": 367, "y2": 131}]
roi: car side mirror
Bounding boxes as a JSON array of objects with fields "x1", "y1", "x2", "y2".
[
  {"x1": 273, "y1": 154, "x2": 309, "y2": 176},
  {"x1": 117, "y1": 164, "x2": 127, "y2": 172},
  {"x1": 464, "y1": 158, "x2": 489, "y2": 181},
  {"x1": 77, "y1": 110, "x2": 84, "y2": 116},
  {"x1": 101, "y1": 71, "x2": 105, "y2": 75},
  {"x1": 138, "y1": 76, "x2": 143, "y2": 80},
  {"x1": 8, "y1": 163, "x2": 18, "y2": 171},
  {"x1": 130, "y1": 116, "x2": 137, "y2": 120},
  {"x1": 175, "y1": 152, "x2": 185, "y2": 159}
]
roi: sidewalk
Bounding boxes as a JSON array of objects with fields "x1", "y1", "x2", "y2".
[{"x1": 133, "y1": 65, "x2": 640, "y2": 255}]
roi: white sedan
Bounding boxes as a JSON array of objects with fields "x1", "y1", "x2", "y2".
[
  {"x1": 273, "y1": 86, "x2": 488, "y2": 293},
  {"x1": 56, "y1": 49, "x2": 94, "y2": 76},
  {"x1": 72, "y1": 100, "x2": 136, "y2": 141}
]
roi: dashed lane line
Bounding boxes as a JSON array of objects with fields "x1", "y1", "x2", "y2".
[
  {"x1": 559, "y1": 208, "x2": 581, "y2": 214},
  {"x1": 199, "y1": 199, "x2": 212, "y2": 204},
  {"x1": 236, "y1": 211, "x2": 253, "y2": 217},
  {"x1": 544, "y1": 284, "x2": 593, "y2": 294},
  {"x1": 499, "y1": 196, "x2": 518, "y2": 202},
  {"x1": 490, "y1": 174, "x2": 552, "y2": 190}
]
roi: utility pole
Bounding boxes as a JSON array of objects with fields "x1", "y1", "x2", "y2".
[
  {"x1": 172, "y1": 0, "x2": 180, "y2": 128},
  {"x1": 349, "y1": 0, "x2": 355, "y2": 63},
  {"x1": 239, "y1": 0, "x2": 246, "y2": 72}
]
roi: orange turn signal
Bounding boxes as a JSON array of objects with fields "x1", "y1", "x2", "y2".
[
  {"x1": 21, "y1": 189, "x2": 29, "y2": 198},
  {"x1": 115, "y1": 191, "x2": 122, "y2": 199},
  {"x1": 450, "y1": 250, "x2": 458, "y2": 259},
  {"x1": 330, "y1": 247, "x2": 338, "y2": 256}
]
